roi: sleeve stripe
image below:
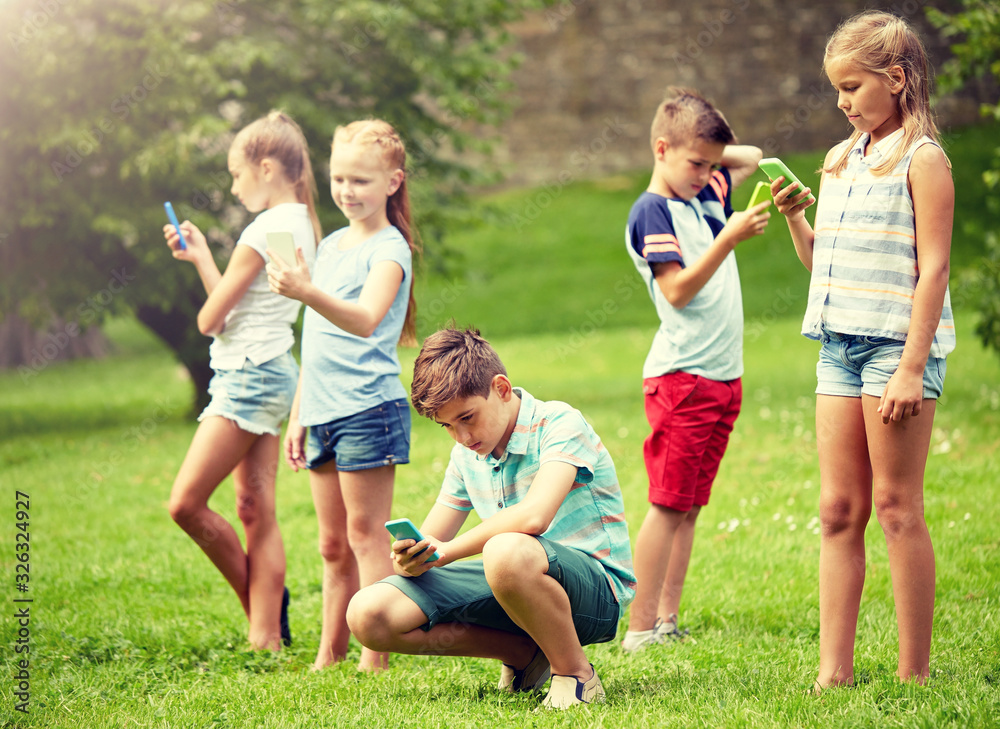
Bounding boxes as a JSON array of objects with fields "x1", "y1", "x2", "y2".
[{"x1": 643, "y1": 241, "x2": 681, "y2": 258}]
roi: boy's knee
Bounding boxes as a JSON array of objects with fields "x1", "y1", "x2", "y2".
[
  {"x1": 346, "y1": 585, "x2": 400, "y2": 650},
  {"x1": 483, "y1": 533, "x2": 545, "y2": 590}
]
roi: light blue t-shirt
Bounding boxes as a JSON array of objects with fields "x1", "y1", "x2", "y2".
[
  {"x1": 625, "y1": 168, "x2": 744, "y2": 381},
  {"x1": 299, "y1": 225, "x2": 412, "y2": 426},
  {"x1": 436, "y1": 388, "x2": 636, "y2": 614}
]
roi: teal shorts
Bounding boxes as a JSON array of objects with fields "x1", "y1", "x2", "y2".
[{"x1": 380, "y1": 536, "x2": 620, "y2": 647}]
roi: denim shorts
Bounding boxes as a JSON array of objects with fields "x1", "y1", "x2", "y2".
[
  {"x1": 380, "y1": 536, "x2": 621, "y2": 646},
  {"x1": 198, "y1": 351, "x2": 298, "y2": 436},
  {"x1": 306, "y1": 399, "x2": 411, "y2": 472},
  {"x1": 816, "y1": 331, "x2": 947, "y2": 399}
]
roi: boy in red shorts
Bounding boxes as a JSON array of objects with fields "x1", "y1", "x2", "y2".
[{"x1": 621, "y1": 88, "x2": 769, "y2": 651}]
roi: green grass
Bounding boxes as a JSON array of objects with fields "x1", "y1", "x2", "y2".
[{"x1": 2, "y1": 122, "x2": 999, "y2": 727}]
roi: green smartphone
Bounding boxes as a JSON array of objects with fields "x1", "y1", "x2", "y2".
[
  {"x1": 745, "y1": 180, "x2": 772, "y2": 211},
  {"x1": 758, "y1": 158, "x2": 815, "y2": 204},
  {"x1": 385, "y1": 518, "x2": 440, "y2": 562}
]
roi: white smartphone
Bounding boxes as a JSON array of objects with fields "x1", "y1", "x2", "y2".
[
  {"x1": 265, "y1": 231, "x2": 297, "y2": 266},
  {"x1": 385, "y1": 518, "x2": 440, "y2": 562}
]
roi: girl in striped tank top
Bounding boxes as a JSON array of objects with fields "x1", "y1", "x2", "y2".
[{"x1": 772, "y1": 11, "x2": 954, "y2": 690}]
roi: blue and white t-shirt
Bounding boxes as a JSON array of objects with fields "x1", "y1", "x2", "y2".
[
  {"x1": 299, "y1": 225, "x2": 412, "y2": 426},
  {"x1": 625, "y1": 168, "x2": 744, "y2": 381}
]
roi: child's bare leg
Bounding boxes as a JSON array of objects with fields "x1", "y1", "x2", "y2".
[
  {"x1": 347, "y1": 584, "x2": 538, "y2": 667},
  {"x1": 816, "y1": 395, "x2": 873, "y2": 688},
  {"x1": 169, "y1": 416, "x2": 258, "y2": 616},
  {"x1": 339, "y1": 465, "x2": 395, "y2": 671},
  {"x1": 309, "y1": 465, "x2": 356, "y2": 670},
  {"x1": 483, "y1": 533, "x2": 591, "y2": 680},
  {"x1": 234, "y1": 433, "x2": 285, "y2": 651},
  {"x1": 863, "y1": 396, "x2": 936, "y2": 683},
  {"x1": 658, "y1": 505, "x2": 701, "y2": 621},
  {"x1": 628, "y1": 504, "x2": 686, "y2": 632}
]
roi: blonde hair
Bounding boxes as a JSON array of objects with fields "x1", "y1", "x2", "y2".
[
  {"x1": 650, "y1": 87, "x2": 735, "y2": 150},
  {"x1": 823, "y1": 11, "x2": 940, "y2": 176},
  {"x1": 410, "y1": 327, "x2": 506, "y2": 419},
  {"x1": 232, "y1": 110, "x2": 322, "y2": 244},
  {"x1": 332, "y1": 119, "x2": 421, "y2": 347}
]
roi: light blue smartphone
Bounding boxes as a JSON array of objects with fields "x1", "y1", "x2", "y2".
[
  {"x1": 385, "y1": 518, "x2": 440, "y2": 562},
  {"x1": 163, "y1": 201, "x2": 188, "y2": 250}
]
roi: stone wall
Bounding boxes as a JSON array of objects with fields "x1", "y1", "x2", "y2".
[{"x1": 489, "y1": 0, "x2": 984, "y2": 186}]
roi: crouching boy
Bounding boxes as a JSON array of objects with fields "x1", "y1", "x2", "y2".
[{"x1": 346, "y1": 327, "x2": 636, "y2": 709}]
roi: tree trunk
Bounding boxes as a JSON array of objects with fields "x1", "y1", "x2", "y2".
[
  {"x1": 0, "y1": 314, "x2": 111, "y2": 376},
  {"x1": 134, "y1": 304, "x2": 212, "y2": 416}
]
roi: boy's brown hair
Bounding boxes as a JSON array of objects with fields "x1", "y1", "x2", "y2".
[
  {"x1": 650, "y1": 87, "x2": 736, "y2": 150},
  {"x1": 410, "y1": 327, "x2": 507, "y2": 418}
]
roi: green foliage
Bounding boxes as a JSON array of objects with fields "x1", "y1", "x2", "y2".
[
  {"x1": 928, "y1": 0, "x2": 1000, "y2": 358},
  {"x1": 0, "y1": 0, "x2": 546, "y2": 408}
]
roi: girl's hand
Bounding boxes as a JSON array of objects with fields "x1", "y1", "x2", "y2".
[
  {"x1": 722, "y1": 201, "x2": 771, "y2": 245},
  {"x1": 266, "y1": 247, "x2": 312, "y2": 301},
  {"x1": 283, "y1": 421, "x2": 308, "y2": 471},
  {"x1": 163, "y1": 220, "x2": 210, "y2": 263},
  {"x1": 878, "y1": 368, "x2": 924, "y2": 424},
  {"x1": 390, "y1": 535, "x2": 446, "y2": 577},
  {"x1": 771, "y1": 178, "x2": 815, "y2": 220}
]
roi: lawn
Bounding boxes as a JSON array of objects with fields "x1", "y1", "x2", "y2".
[{"x1": 1, "y1": 122, "x2": 999, "y2": 727}]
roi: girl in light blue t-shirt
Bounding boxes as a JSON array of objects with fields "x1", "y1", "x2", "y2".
[
  {"x1": 267, "y1": 119, "x2": 419, "y2": 672},
  {"x1": 163, "y1": 111, "x2": 320, "y2": 651}
]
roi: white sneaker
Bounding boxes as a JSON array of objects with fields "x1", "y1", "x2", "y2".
[
  {"x1": 498, "y1": 648, "x2": 550, "y2": 693},
  {"x1": 541, "y1": 664, "x2": 605, "y2": 709}
]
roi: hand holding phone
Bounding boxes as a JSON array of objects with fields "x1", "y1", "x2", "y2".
[
  {"x1": 757, "y1": 158, "x2": 815, "y2": 205},
  {"x1": 385, "y1": 518, "x2": 440, "y2": 562},
  {"x1": 163, "y1": 202, "x2": 188, "y2": 251}
]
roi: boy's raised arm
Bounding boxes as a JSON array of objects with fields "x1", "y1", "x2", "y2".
[{"x1": 720, "y1": 144, "x2": 764, "y2": 189}]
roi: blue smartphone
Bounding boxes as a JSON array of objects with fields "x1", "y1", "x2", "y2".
[
  {"x1": 163, "y1": 201, "x2": 188, "y2": 250},
  {"x1": 385, "y1": 518, "x2": 439, "y2": 562}
]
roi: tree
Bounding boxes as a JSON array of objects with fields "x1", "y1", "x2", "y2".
[
  {"x1": 928, "y1": 0, "x2": 1000, "y2": 358},
  {"x1": 1, "y1": 0, "x2": 544, "y2": 411}
]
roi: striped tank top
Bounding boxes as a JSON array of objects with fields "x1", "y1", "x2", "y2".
[{"x1": 802, "y1": 128, "x2": 955, "y2": 358}]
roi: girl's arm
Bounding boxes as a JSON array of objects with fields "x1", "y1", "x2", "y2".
[
  {"x1": 268, "y1": 250, "x2": 404, "y2": 338},
  {"x1": 879, "y1": 144, "x2": 954, "y2": 423},
  {"x1": 164, "y1": 220, "x2": 263, "y2": 336},
  {"x1": 283, "y1": 372, "x2": 307, "y2": 471},
  {"x1": 773, "y1": 148, "x2": 831, "y2": 272},
  {"x1": 721, "y1": 144, "x2": 764, "y2": 190}
]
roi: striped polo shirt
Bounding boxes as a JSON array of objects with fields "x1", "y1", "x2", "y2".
[
  {"x1": 436, "y1": 388, "x2": 636, "y2": 612},
  {"x1": 626, "y1": 168, "x2": 744, "y2": 381},
  {"x1": 803, "y1": 128, "x2": 955, "y2": 357}
]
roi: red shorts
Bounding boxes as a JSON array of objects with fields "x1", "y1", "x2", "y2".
[{"x1": 642, "y1": 371, "x2": 742, "y2": 511}]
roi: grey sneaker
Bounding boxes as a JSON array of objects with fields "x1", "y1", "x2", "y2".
[
  {"x1": 622, "y1": 617, "x2": 667, "y2": 653},
  {"x1": 498, "y1": 648, "x2": 550, "y2": 693},
  {"x1": 655, "y1": 613, "x2": 689, "y2": 641},
  {"x1": 541, "y1": 664, "x2": 605, "y2": 709}
]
